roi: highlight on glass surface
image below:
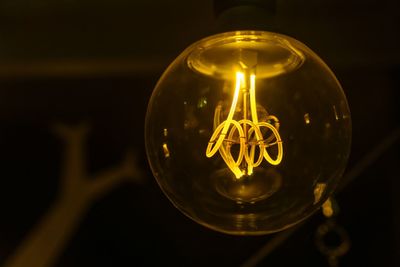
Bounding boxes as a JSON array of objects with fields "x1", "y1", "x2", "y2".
[{"x1": 145, "y1": 31, "x2": 351, "y2": 235}]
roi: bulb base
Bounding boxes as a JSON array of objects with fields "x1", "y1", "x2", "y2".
[{"x1": 187, "y1": 31, "x2": 304, "y2": 79}]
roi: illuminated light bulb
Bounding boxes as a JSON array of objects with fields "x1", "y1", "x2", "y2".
[{"x1": 145, "y1": 31, "x2": 351, "y2": 235}]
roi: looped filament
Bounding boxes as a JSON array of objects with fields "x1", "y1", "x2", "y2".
[{"x1": 206, "y1": 72, "x2": 283, "y2": 178}]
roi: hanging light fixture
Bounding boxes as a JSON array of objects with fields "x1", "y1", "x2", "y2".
[{"x1": 145, "y1": 1, "x2": 351, "y2": 235}]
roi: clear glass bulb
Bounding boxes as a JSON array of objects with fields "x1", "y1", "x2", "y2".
[{"x1": 145, "y1": 31, "x2": 351, "y2": 235}]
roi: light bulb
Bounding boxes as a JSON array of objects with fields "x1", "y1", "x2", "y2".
[{"x1": 145, "y1": 31, "x2": 351, "y2": 235}]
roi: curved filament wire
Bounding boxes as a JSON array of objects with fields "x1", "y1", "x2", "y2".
[
  {"x1": 206, "y1": 72, "x2": 243, "y2": 158},
  {"x1": 206, "y1": 71, "x2": 283, "y2": 178}
]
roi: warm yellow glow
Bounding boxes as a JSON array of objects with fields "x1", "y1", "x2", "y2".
[
  {"x1": 304, "y1": 113, "x2": 310, "y2": 124},
  {"x1": 206, "y1": 71, "x2": 283, "y2": 178},
  {"x1": 162, "y1": 143, "x2": 170, "y2": 158},
  {"x1": 322, "y1": 198, "x2": 334, "y2": 218},
  {"x1": 313, "y1": 183, "x2": 326, "y2": 204}
]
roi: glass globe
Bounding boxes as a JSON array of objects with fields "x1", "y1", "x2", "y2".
[{"x1": 145, "y1": 31, "x2": 351, "y2": 235}]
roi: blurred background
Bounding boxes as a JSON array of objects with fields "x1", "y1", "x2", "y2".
[{"x1": 0, "y1": 0, "x2": 399, "y2": 266}]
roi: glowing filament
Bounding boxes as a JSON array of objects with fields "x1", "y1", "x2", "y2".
[{"x1": 206, "y1": 72, "x2": 283, "y2": 178}]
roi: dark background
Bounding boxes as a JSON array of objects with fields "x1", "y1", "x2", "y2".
[{"x1": 0, "y1": 0, "x2": 399, "y2": 266}]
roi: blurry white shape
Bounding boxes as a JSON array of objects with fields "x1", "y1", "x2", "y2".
[{"x1": 4, "y1": 123, "x2": 143, "y2": 267}]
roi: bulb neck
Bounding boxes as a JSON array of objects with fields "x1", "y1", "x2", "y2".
[{"x1": 213, "y1": 0, "x2": 278, "y2": 32}]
